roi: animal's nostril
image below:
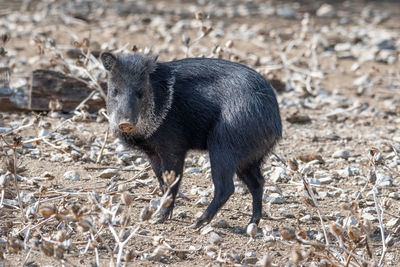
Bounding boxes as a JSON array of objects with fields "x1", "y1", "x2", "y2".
[{"x1": 118, "y1": 123, "x2": 135, "y2": 133}]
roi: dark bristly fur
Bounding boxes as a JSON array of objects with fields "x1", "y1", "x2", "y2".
[{"x1": 101, "y1": 52, "x2": 282, "y2": 228}]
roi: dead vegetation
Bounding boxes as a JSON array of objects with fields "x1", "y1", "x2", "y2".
[{"x1": 0, "y1": 0, "x2": 399, "y2": 266}]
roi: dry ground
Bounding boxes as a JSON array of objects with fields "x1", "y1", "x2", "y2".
[{"x1": 0, "y1": 0, "x2": 399, "y2": 266}]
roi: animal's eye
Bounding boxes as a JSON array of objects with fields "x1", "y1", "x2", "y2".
[{"x1": 135, "y1": 90, "x2": 143, "y2": 99}]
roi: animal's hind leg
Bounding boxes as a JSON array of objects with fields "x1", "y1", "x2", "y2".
[
  {"x1": 193, "y1": 147, "x2": 236, "y2": 228},
  {"x1": 236, "y1": 159, "x2": 265, "y2": 225}
]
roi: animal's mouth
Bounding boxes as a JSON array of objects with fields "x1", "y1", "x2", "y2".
[{"x1": 118, "y1": 122, "x2": 136, "y2": 133}]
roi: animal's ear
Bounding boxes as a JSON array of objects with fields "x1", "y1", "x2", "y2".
[
  {"x1": 145, "y1": 55, "x2": 158, "y2": 73},
  {"x1": 100, "y1": 52, "x2": 117, "y2": 71}
]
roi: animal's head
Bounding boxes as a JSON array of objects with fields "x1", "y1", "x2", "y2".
[{"x1": 101, "y1": 52, "x2": 158, "y2": 136}]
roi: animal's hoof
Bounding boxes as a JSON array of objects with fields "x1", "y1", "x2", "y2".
[
  {"x1": 190, "y1": 214, "x2": 211, "y2": 229},
  {"x1": 156, "y1": 206, "x2": 173, "y2": 223}
]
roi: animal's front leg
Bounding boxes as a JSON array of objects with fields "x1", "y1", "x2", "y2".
[
  {"x1": 147, "y1": 153, "x2": 165, "y2": 193},
  {"x1": 156, "y1": 151, "x2": 185, "y2": 222}
]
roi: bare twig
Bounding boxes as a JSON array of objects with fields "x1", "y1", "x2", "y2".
[{"x1": 96, "y1": 128, "x2": 109, "y2": 164}]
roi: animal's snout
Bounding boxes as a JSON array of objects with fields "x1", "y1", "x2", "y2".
[{"x1": 118, "y1": 122, "x2": 135, "y2": 133}]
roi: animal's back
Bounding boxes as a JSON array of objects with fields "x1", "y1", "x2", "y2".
[{"x1": 160, "y1": 58, "x2": 282, "y2": 154}]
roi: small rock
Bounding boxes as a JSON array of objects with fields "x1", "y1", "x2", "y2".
[
  {"x1": 213, "y1": 219, "x2": 230, "y2": 229},
  {"x1": 0, "y1": 127, "x2": 12, "y2": 134},
  {"x1": 376, "y1": 39, "x2": 395, "y2": 50},
  {"x1": 235, "y1": 182, "x2": 248, "y2": 194},
  {"x1": 206, "y1": 251, "x2": 216, "y2": 259},
  {"x1": 247, "y1": 223, "x2": 258, "y2": 238},
  {"x1": 363, "y1": 207, "x2": 376, "y2": 214},
  {"x1": 196, "y1": 197, "x2": 210, "y2": 206},
  {"x1": 388, "y1": 192, "x2": 399, "y2": 200},
  {"x1": 49, "y1": 111, "x2": 60, "y2": 118},
  {"x1": 209, "y1": 232, "x2": 222, "y2": 245},
  {"x1": 362, "y1": 213, "x2": 377, "y2": 222},
  {"x1": 264, "y1": 194, "x2": 285, "y2": 204},
  {"x1": 176, "y1": 210, "x2": 188, "y2": 218},
  {"x1": 334, "y1": 43, "x2": 352, "y2": 52},
  {"x1": 377, "y1": 173, "x2": 393, "y2": 187},
  {"x1": 38, "y1": 129, "x2": 49, "y2": 137},
  {"x1": 150, "y1": 199, "x2": 160, "y2": 210},
  {"x1": 230, "y1": 252, "x2": 244, "y2": 263},
  {"x1": 242, "y1": 252, "x2": 258, "y2": 264},
  {"x1": 201, "y1": 224, "x2": 214, "y2": 235},
  {"x1": 327, "y1": 190, "x2": 341, "y2": 197},
  {"x1": 316, "y1": 3, "x2": 335, "y2": 17},
  {"x1": 197, "y1": 188, "x2": 210, "y2": 197},
  {"x1": 343, "y1": 217, "x2": 358, "y2": 227},
  {"x1": 270, "y1": 166, "x2": 288, "y2": 183},
  {"x1": 299, "y1": 214, "x2": 312, "y2": 223},
  {"x1": 353, "y1": 75, "x2": 372, "y2": 87},
  {"x1": 332, "y1": 150, "x2": 350, "y2": 159},
  {"x1": 386, "y1": 218, "x2": 400, "y2": 228},
  {"x1": 42, "y1": 171, "x2": 55, "y2": 180},
  {"x1": 99, "y1": 168, "x2": 119, "y2": 178},
  {"x1": 309, "y1": 178, "x2": 321, "y2": 185},
  {"x1": 64, "y1": 170, "x2": 80, "y2": 181},
  {"x1": 319, "y1": 177, "x2": 333, "y2": 185},
  {"x1": 185, "y1": 167, "x2": 201, "y2": 174},
  {"x1": 135, "y1": 157, "x2": 146, "y2": 165},
  {"x1": 357, "y1": 47, "x2": 379, "y2": 62},
  {"x1": 286, "y1": 114, "x2": 311, "y2": 124},
  {"x1": 276, "y1": 5, "x2": 296, "y2": 19}
]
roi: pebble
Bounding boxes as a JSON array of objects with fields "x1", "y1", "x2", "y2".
[
  {"x1": 386, "y1": 218, "x2": 400, "y2": 228},
  {"x1": 176, "y1": 210, "x2": 188, "y2": 219},
  {"x1": 316, "y1": 3, "x2": 335, "y2": 17},
  {"x1": 363, "y1": 207, "x2": 376, "y2": 214},
  {"x1": 337, "y1": 167, "x2": 360, "y2": 177},
  {"x1": 388, "y1": 192, "x2": 399, "y2": 200},
  {"x1": 334, "y1": 43, "x2": 351, "y2": 52},
  {"x1": 150, "y1": 199, "x2": 160, "y2": 210},
  {"x1": 234, "y1": 182, "x2": 248, "y2": 194},
  {"x1": 200, "y1": 224, "x2": 214, "y2": 235},
  {"x1": 185, "y1": 167, "x2": 201, "y2": 174},
  {"x1": 206, "y1": 251, "x2": 216, "y2": 259},
  {"x1": 242, "y1": 255, "x2": 258, "y2": 264},
  {"x1": 343, "y1": 217, "x2": 358, "y2": 227},
  {"x1": 38, "y1": 129, "x2": 49, "y2": 137},
  {"x1": 230, "y1": 252, "x2": 243, "y2": 263},
  {"x1": 196, "y1": 197, "x2": 210, "y2": 207},
  {"x1": 0, "y1": 127, "x2": 12, "y2": 134},
  {"x1": 99, "y1": 168, "x2": 119, "y2": 178},
  {"x1": 64, "y1": 170, "x2": 80, "y2": 181},
  {"x1": 327, "y1": 190, "x2": 341, "y2": 197},
  {"x1": 213, "y1": 219, "x2": 230, "y2": 229},
  {"x1": 264, "y1": 194, "x2": 285, "y2": 204},
  {"x1": 42, "y1": 171, "x2": 55, "y2": 180},
  {"x1": 276, "y1": 5, "x2": 296, "y2": 19},
  {"x1": 353, "y1": 74, "x2": 372, "y2": 87},
  {"x1": 135, "y1": 157, "x2": 146, "y2": 165},
  {"x1": 362, "y1": 213, "x2": 377, "y2": 222},
  {"x1": 209, "y1": 232, "x2": 222, "y2": 245},
  {"x1": 332, "y1": 150, "x2": 350, "y2": 159},
  {"x1": 319, "y1": 177, "x2": 333, "y2": 185},
  {"x1": 269, "y1": 166, "x2": 288, "y2": 183},
  {"x1": 299, "y1": 214, "x2": 312, "y2": 223},
  {"x1": 197, "y1": 188, "x2": 210, "y2": 197},
  {"x1": 309, "y1": 178, "x2": 321, "y2": 185}
]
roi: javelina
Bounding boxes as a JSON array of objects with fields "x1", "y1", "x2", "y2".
[{"x1": 101, "y1": 52, "x2": 282, "y2": 228}]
